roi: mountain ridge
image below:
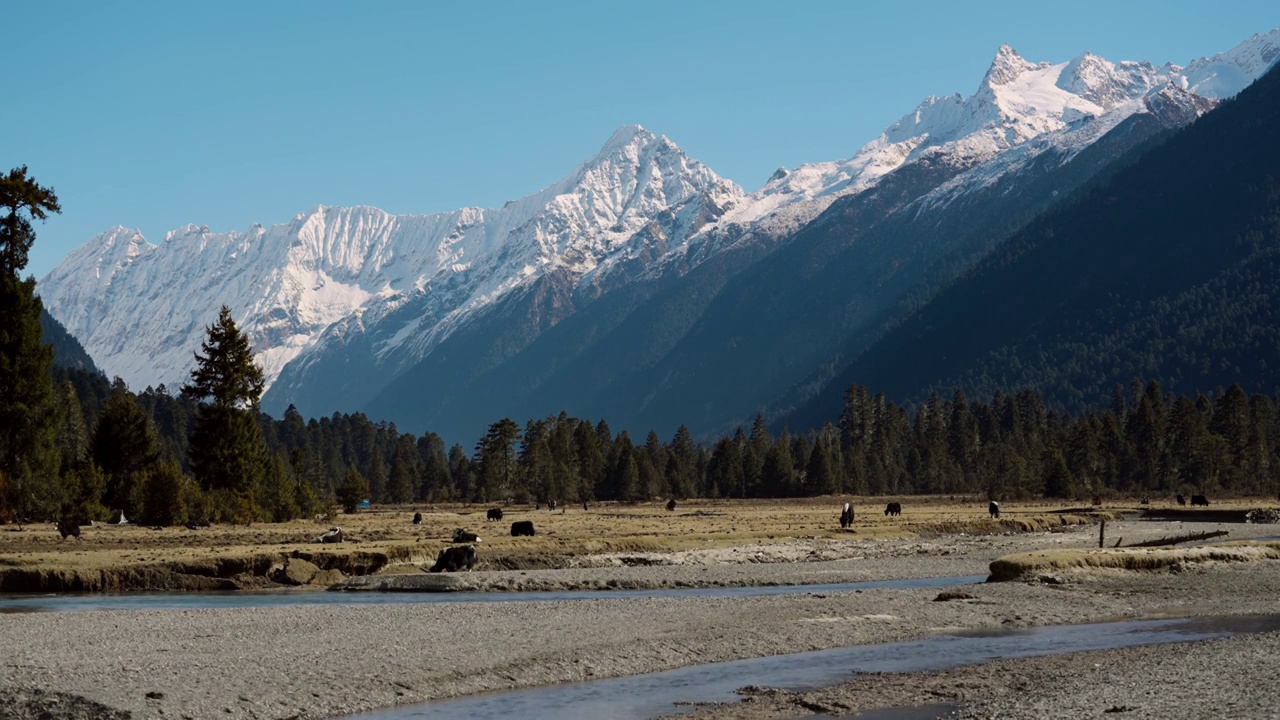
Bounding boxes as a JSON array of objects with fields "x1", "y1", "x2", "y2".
[{"x1": 38, "y1": 29, "x2": 1280, "y2": 438}]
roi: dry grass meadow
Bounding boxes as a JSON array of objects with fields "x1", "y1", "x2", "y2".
[{"x1": 7, "y1": 494, "x2": 1269, "y2": 592}]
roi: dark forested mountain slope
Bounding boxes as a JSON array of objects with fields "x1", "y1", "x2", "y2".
[
  {"x1": 803, "y1": 64, "x2": 1280, "y2": 420},
  {"x1": 40, "y1": 308, "x2": 98, "y2": 374}
]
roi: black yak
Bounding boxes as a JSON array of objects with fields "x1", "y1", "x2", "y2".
[
  {"x1": 56, "y1": 519, "x2": 81, "y2": 541},
  {"x1": 1176, "y1": 494, "x2": 1187, "y2": 506},
  {"x1": 428, "y1": 545, "x2": 477, "y2": 573},
  {"x1": 1191, "y1": 494, "x2": 1210, "y2": 507},
  {"x1": 839, "y1": 502, "x2": 854, "y2": 529},
  {"x1": 989, "y1": 501, "x2": 1000, "y2": 519},
  {"x1": 511, "y1": 520, "x2": 536, "y2": 537},
  {"x1": 413, "y1": 512, "x2": 423, "y2": 525},
  {"x1": 666, "y1": 499, "x2": 677, "y2": 512},
  {"x1": 486, "y1": 508, "x2": 504, "y2": 521},
  {"x1": 884, "y1": 502, "x2": 902, "y2": 517}
]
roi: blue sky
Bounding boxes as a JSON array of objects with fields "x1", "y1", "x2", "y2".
[{"x1": 8, "y1": 0, "x2": 1277, "y2": 278}]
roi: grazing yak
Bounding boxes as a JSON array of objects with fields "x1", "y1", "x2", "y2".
[
  {"x1": 413, "y1": 512, "x2": 423, "y2": 525},
  {"x1": 839, "y1": 502, "x2": 854, "y2": 529},
  {"x1": 1176, "y1": 494, "x2": 1187, "y2": 506},
  {"x1": 314, "y1": 527, "x2": 344, "y2": 544},
  {"x1": 429, "y1": 545, "x2": 477, "y2": 573},
  {"x1": 1191, "y1": 494, "x2": 1210, "y2": 507},
  {"x1": 884, "y1": 502, "x2": 902, "y2": 517},
  {"x1": 511, "y1": 520, "x2": 536, "y2": 537},
  {"x1": 452, "y1": 528, "x2": 481, "y2": 543},
  {"x1": 988, "y1": 501, "x2": 1001, "y2": 519},
  {"x1": 666, "y1": 499, "x2": 677, "y2": 512},
  {"x1": 56, "y1": 519, "x2": 81, "y2": 541},
  {"x1": 486, "y1": 508, "x2": 504, "y2": 521}
]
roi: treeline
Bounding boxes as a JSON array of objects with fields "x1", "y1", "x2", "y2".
[{"x1": 32, "y1": 364, "x2": 1280, "y2": 528}]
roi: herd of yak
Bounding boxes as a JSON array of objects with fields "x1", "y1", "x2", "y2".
[
  {"x1": 425, "y1": 492, "x2": 1216, "y2": 573},
  {"x1": 425, "y1": 496, "x2": 1025, "y2": 573}
]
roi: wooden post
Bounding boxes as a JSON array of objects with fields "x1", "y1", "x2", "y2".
[{"x1": 1099, "y1": 519, "x2": 1106, "y2": 549}]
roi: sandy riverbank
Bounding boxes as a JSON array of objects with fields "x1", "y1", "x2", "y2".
[{"x1": 1, "y1": 519, "x2": 1278, "y2": 719}]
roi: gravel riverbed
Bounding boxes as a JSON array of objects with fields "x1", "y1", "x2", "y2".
[{"x1": 1, "y1": 520, "x2": 1277, "y2": 720}]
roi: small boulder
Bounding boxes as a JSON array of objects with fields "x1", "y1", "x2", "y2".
[
  {"x1": 933, "y1": 590, "x2": 977, "y2": 602},
  {"x1": 272, "y1": 558, "x2": 320, "y2": 586},
  {"x1": 311, "y1": 568, "x2": 346, "y2": 586}
]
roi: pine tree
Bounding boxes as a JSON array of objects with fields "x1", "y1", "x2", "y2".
[
  {"x1": 182, "y1": 306, "x2": 268, "y2": 522},
  {"x1": 761, "y1": 432, "x2": 796, "y2": 497},
  {"x1": 91, "y1": 388, "x2": 159, "y2": 518},
  {"x1": 259, "y1": 451, "x2": 299, "y2": 522},
  {"x1": 805, "y1": 439, "x2": 837, "y2": 496},
  {"x1": 336, "y1": 464, "x2": 370, "y2": 513},
  {"x1": 387, "y1": 437, "x2": 418, "y2": 504},
  {"x1": 136, "y1": 461, "x2": 196, "y2": 526},
  {"x1": 668, "y1": 425, "x2": 698, "y2": 498},
  {"x1": 448, "y1": 444, "x2": 475, "y2": 501},
  {"x1": 1041, "y1": 447, "x2": 1073, "y2": 498},
  {"x1": 54, "y1": 381, "x2": 90, "y2": 472},
  {"x1": 475, "y1": 418, "x2": 521, "y2": 501},
  {"x1": 0, "y1": 167, "x2": 61, "y2": 521},
  {"x1": 366, "y1": 451, "x2": 388, "y2": 504}
]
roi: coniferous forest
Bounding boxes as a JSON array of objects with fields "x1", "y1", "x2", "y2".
[{"x1": 30, "y1": 362, "x2": 1280, "y2": 527}]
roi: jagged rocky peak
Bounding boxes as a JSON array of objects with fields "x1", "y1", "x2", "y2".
[
  {"x1": 571, "y1": 124, "x2": 740, "y2": 205},
  {"x1": 1143, "y1": 83, "x2": 1218, "y2": 127},
  {"x1": 1058, "y1": 52, "x2": 1163, "y2": 110},
  {"x1": 981, "y1": 44, "x2": 1043, "y2": 87}
]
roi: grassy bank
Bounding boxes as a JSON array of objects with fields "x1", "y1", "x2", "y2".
[{"x1": 987, "y1": 540, "x2": 1280, "y2": 582}]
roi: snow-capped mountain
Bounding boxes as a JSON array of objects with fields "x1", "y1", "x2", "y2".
[
  {"x1": 40, "y1": 29, "x2": 1280, "y2": 432},
  {"x1": 664, "y1": 29, "x2": 1278, "y2": 264},
  {"x1": 40, "y1": 126, "x2": 740, "y2": 394}
]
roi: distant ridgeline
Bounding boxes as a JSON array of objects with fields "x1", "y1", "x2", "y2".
[{"x1": 52, "y1": 366, "x2": 1280, "y2": 525}]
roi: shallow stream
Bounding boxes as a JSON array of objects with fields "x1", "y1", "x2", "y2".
[{"x1": 346, "y1": 614, "x2": 1280, "y2": 720}]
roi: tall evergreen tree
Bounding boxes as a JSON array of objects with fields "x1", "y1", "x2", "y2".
[
  {"x1": 0, "y1": 167, "x2": 61, "y2": 521},
  {"x1": 336, "y1": 464, "x2": 370, "y2": 513},
  {"x1": 91, "y1": 388, "x2": 159, "y2": 517},
  {"x1": 182, "y1": 306, "x2": 268, "y2": 522},
  {"x1": 387, "y1": 437, "x2": 418, "y2": 504},
  {"x1": 475, "y1": 418, "x2": 521, "y2": 501}
]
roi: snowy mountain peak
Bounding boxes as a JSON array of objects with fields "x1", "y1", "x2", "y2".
[
  {"x1": 601, "y1": 124, "x2": 653, "y2": 150},
  {"x1": 982, "y1": 44, "x2": 1040, "y2": 87},
  {"x1": 41, "y1": 125, "x2": 740, "y2": 394},
  {"x1": 1058, "y1": 52, "x2": 1164, "y2": 110},
  {"x1": 1175, "y1": 28, "x2": 1280, "y2": 99}
]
